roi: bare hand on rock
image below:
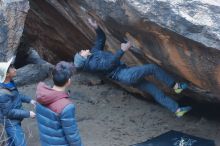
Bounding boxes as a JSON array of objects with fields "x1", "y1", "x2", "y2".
[
  {"x1": 88, "y1": 18, "x2": 98, "y2": 29},
  {"x1": 121, "y1": 41, "x2": 132, "y2": 52}
]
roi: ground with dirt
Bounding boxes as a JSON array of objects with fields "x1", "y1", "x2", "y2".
[{"x1": 1, "y1": 72, "x2": 220, "y2": 146}]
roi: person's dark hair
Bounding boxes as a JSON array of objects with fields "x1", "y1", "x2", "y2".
[
  {"x1": 7, "y1": 64, "x2": 15, "y2": 73},
  {"x1": 52, "y1": 61, "x2": 75, "y2": 87}
]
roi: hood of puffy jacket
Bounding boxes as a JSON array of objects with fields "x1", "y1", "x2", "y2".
[{"x1": 36, "y1": 82, "x2": 68, "y2": 105}]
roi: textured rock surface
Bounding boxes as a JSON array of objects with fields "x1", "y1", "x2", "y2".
[
  {"x1": 126, "y1": 0, "x2": 220, "y2": 49},
  {"x1": 24, "y1": 0, "x2": 220, "y2": 102},
  {"x1": 24, "y1": 0, "x2": 92, "y2": 63},
  {"x1": 0, "y1": 0, "x2": 30, "y2": 61},
  {"x1": 14, "y1": 63, "x2": 53, "y2": 86}
]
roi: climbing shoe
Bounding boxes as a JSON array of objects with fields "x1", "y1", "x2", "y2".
[
  {"x1": 175, "y1": 106, "x2": 192, "y2": 118},
  {"x1": 174, "y1": 82, "x2": 188, "y2": 94}
]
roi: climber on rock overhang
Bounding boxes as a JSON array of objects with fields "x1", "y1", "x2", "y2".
[{"x1": 73, "y1": 18, "x2": 192, "y2": 118}]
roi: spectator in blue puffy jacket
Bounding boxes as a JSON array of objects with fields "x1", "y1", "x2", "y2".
[
  {"x1": 0, "y1": 57, "x2": 36, "y2": 146},
  {"x1": 73, "y1": 18, "x2": 192, "y2": 118},
  {"x1": 36, "y1": 61, "x2": 83, "y2": 146}
]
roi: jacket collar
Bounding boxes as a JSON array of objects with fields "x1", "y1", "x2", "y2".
[{"x1": 0, "y1": 80, "x2": 17, "y2": 91}]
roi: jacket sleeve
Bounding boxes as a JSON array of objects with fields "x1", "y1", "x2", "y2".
[
  {"x1": 113, "y1": 49, "x2": 125, "y2": 60},
  {"x1": 7, "y1": 109, "x2": 30, "y2": 119},
  {"x1": 19, "y1": 93, "x2": 32, "y2": 103},
  {"x1": 91, "y1": 27, "x2": 106, "y2": 52},
  {"x1": 108, "y1": 49, "x2": 125, "y2": 67},
  {"x1": 60, "y1": 104, "x2": 83, "y2": 146},
  {"x1": 0, "y1": 94, "x2": 30, "y2": 119}
]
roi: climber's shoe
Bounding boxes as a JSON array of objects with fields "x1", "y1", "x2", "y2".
[
  {"x1": 175, "y1": 106, "x2": 192, "y2": 118},
  {"x1": 174, "y1": 82, "x2": 188, "y2": 94}
]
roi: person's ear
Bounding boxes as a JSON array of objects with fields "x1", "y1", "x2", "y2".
[{"x1": 66, "y1": 78, "x2": 71, "y2": 86}]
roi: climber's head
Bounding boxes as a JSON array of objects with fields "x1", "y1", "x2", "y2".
[{"x1": 73, "y1": 49, "x2": 91, "y2": 68}]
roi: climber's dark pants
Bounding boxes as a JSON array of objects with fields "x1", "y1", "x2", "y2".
[{"x1": 110, "y1": 64, "x2": 179, "y2": 112}]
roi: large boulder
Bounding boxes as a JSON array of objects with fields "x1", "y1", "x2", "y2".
[
  {"x1": 24, "y1": 0, "x2": 220, "y2": 102},
  {"x1": 0, "y1": 0, "x2": 30, "y2": 61}
]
